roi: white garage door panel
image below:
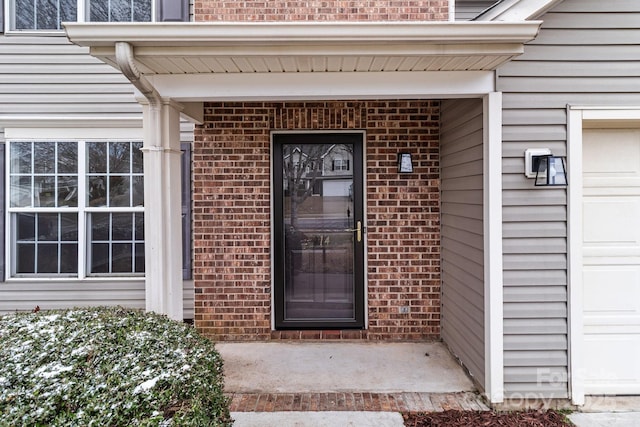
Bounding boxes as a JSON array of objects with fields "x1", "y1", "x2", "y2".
[
  {"x1": 583, "y1": 199, "x2": 640, "y2": 245},
  {"x1": 583, "y1": 336, "x2": 640, "y2": 394},
  {"x1": 583, "y1": 267, "x2": 640, "y2": 314},
  {"x1": 583, "y1": 129, "x2": 640, "y2": 176},
  {"x1": 582, "y1": 128, "x2": 640, "y2": 395}
]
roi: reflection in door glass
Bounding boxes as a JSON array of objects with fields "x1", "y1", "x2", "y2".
[{"x1": 282, "y1": 143, "x2": 356, "y2": 321}]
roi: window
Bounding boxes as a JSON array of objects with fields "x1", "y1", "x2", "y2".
[
  {"x1": 9, "y1": 0, "x2": 152, "y2": 31},
  {"x1": 8, "y1": 140, "x2": 144, "y2": 277},
  {"x1": 332, "y1": 159, "x2": 350, "y2": 171},
  {"x1": 86, "y1": 0, "x2": 151, "y2": 23}
]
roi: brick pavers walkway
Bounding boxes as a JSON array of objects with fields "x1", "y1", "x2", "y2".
[{"x1": 227, "y1": 391, "x2": 490, "y2": 413}]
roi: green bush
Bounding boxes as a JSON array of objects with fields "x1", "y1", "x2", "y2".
[{"x1": 0, "y1": 307, "x2": 232, "y2": 426}]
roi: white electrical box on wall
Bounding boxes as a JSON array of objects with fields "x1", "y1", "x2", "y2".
[{"x1": 524, "y1": 148, "x2": 552, "y2": 178}]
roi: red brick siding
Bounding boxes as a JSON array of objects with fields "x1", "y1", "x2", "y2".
[
  {"x1": 194, "y1": 101, "x2": 440, "y2": 341},
  {"x1": 194, "y1": 1, "x2": 449, "y2": 22}
]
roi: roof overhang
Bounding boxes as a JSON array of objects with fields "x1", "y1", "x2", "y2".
[{"x1": 65, "y1": 21, "x2": 542, "y2": 75}]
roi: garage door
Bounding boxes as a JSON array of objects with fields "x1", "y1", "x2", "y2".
[{"x1": 582, "y1": 128, "x2": 640, "y2": 394}]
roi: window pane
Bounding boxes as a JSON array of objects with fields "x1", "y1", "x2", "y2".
[
  {"x1": 35, "y1": 176, "x2": 56, "y2": 207},
  {"x1": 112, "y1": 243, "x2": 132, "y2": 272},
  {"x1": 36, "y1": 0, "x2": 59, "y2": 30},
  {"x1": 133, "y1": 0, "x2": 151, "y2": 22},
  {"x1": 17, "y1": 213, "x2": 35, "y2": 241},
  {"x1": 88, "y1": 142, "x2": 107, "y2": 173},
  {"x1": 110, "y1": 0, "x2": 132, "y2": 22},
  {"x1": 58, "y1": 142, "x2": 78, "y2": 174},
  {"x1": 15, "y1": 0, "x2": 35, "y2": 29},
  {"x1": 11, "y1": 141, "x2": 32, "y2": 174},
  {"x1": 38, "y1": 213, "x2": 59, "y2": 241},
  {"x1": 60, "y1": 243, "x2": 78, "y2": 273},
  {"x1": 34, "y1": 142, "x2": 55, "y2": 174},
  {"x1": 11, "y1": 176, "x2": 32, "y2": 208},
  {"x1": 16, "y1": 244, "x2": 35, "y2": 274},
  {"x1": 110, "y1": 141, "x2": 130, "y2": 173},
  {"x1": 135, "y1": 212, "x2": 144, "y2": 240},
  {"x1": 91, "y1": 243, "x2": 109, "y2": 273},
  {"x1": 61, "y1": 0, "x2": 78, "y2": 23},
  {"x1": 88, "y1": 176, "x2": 107, "y2": 207},
  {"x1": 88, "y1": 0, "x2": 109, "y2": 21},
  {"x1": 110, "y1": 176, "x2": 130, "y2": 207},
  {"x1": 132, "y1": 141, "x2": 143, "y2": 173},
  {"x1": 60, "y1": 213, "x2": 78, "y2": 241},
  {"x1": 135, "y1": 243, "x2": 145, "y2": 273},
  {"x1": 37, "y1": 244, "x2": 58, "y2": 273},
  {"x1": 91, "y1": 212, "x2": 110, "y2": 241},
  {"x1": 132, "y1": 176, "x2": 144, "y2": 206},
  {"x1": 59, "y1": 176, "x2": 78, "y2": 207},
  {"x1": 112, "y1": 213, "x2": 133, "y2": 240}
]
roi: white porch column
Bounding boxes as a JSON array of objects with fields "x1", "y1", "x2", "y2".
[
  {"x1": 141, "y1": 98, "x2": 183, "y2": 320},
  {"x1": 484, "y1": 92, "x2": 504, "y2": 403}
]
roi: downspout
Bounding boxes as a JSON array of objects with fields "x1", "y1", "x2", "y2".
[
  {"x1": 115, "y1": 41, "x2": 160, "y2": 106},
  {"x1": 113, "y1": 41, "x2": 184, "y2": 320}
]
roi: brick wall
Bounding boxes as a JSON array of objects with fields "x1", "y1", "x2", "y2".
[
  {"x1": 194, "y1": 101, "x2": 441, "y2": 341},
  {"x1": 194, "y1": 1, "x2": 449, "y2": 21}
]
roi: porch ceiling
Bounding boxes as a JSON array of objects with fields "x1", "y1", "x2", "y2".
[{"x1": 64, "y1": 21, "x2": 542, "y2": 75}]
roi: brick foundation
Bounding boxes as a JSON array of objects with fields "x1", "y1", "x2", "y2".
[
  {"x1": 194, "y1": 1, "x2": 449, "y2": 22},
  {"x1": 193, "y1": 101, "x2": 440, "y2": 341}
]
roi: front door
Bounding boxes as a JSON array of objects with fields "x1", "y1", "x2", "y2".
[{"x1": 273, "y1": 132, "x2": 365, "y2": 329}]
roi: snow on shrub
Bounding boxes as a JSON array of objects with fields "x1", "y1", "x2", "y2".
[{"x1": 0, "y1": 307, "x2": 232, "y2": 426}]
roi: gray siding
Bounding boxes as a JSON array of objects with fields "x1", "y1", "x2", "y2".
[
  {"x1": 497, "y1": 0, "x2": 640, "y2": 398},
  {"x1": 0, "y1": 36, "x2": 141, "y2": 117},
  {"x1": 440, "y1": 98, "x2": 485, "y2": 390},
  {"x1": 0, "y1": 280, "x2": 195, "y2": 320},
  {"x1": 0, "y1": 34, "x2": 195, "y2": 319},
  {"x1": 455, "y1": 1, "x2": 498, "y2": 20}
]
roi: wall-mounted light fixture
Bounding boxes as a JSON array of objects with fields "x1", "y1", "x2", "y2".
[
  {"x1": 398, "y1": 152, "x2": 413, "y2": 173},
  {"x1": 524, "y1": 148, "x2": 567, "y2": 187},
  {"x1": 533, "y1": 155, "x2": 567, "y2": 186}
]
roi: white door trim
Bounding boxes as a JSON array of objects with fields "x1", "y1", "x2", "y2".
[{"x1": 567, "y1": 105, "x2": 640, "y2": 406}]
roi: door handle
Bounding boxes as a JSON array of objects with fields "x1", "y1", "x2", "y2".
[{"x1": 345, "y1": 221, "x2": 362, "y2": 242}]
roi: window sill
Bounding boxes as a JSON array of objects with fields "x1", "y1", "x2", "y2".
[{"x1": 3, "y1": 30, "x2": 68, "y2": 37}]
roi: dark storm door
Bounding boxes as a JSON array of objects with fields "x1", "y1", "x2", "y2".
[{"x1": 273, "y1": 132, "x2": 365, "y2": 329}]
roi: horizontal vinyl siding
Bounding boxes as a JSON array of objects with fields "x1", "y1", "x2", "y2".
[
  {"x1": 440, "y1": 98, "x2": 485, "y2": 390},
  {"x1": 0, "y1": 280, "x2": 194, "y2": 320},
  {"x1": 455, "y1": 1, "x2": 498, "y2": 20},
  {"x1": 0, "y1": 36, "x2": 141, "y2": 117},
  {"x1": 0, "y1": 35, "x2": 195, "y2": 319},
  {"x1": 497, "y1": 0, "x2": 640, "y2": 399}
]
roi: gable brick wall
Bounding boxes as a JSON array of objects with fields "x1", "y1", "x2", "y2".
[
  {"x1": 193, "y1": 100, "x2": 441, "y2": 341},
  {"x1": 194, "y1": 1, "x2": 449, "y2": 21}
]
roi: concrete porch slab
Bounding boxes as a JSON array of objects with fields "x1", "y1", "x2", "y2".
[{"x1": 216, "y1": 341, "x2": 475, "y2": 394}]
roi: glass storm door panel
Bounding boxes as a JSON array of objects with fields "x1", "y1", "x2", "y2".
[{"x1": 273, "y1": 133, "x2": 365, "y2": 329}]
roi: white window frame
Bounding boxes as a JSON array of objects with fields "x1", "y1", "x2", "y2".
[
  {"x1": 5, "y1": 132, "x2": 145, "y2": 281},
  {"x1": 4, "y1": 0, "x2": 156, "y2": 34}
]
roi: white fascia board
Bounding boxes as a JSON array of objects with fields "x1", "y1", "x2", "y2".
[
  {"x1": 64, "y1": 21, "x2": 542, "y2": 47},
  {"x1": 147, "y1": 71, "x2": 495, "y2": 102},
  {"x1": 476, "y1": 0, "x2": 564, "y2": 21}
]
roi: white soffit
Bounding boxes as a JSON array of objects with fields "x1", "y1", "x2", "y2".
[{"x1": 64, "y1": 21, "x2": 542, "y2": 75}]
